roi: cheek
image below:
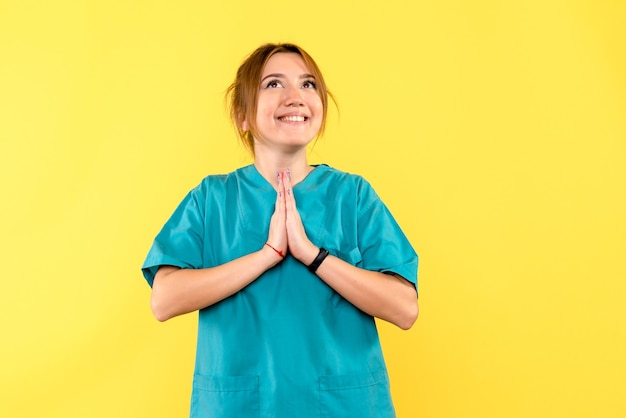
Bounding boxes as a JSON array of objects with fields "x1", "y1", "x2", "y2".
[
  {"x1": 308, "y1": 95, "x2": 323, "y2": 114},
  {"x1": 255, "y1": 103, "x2": 274, "y2": 125},
  {"x1": 256, "y1": 97, "x2": 279, "y2": 117},
  {"x1": 312, "y1": 98, "x2": 324, "y2": 120}
]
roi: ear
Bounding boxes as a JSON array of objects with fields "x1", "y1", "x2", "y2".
[{"x1": 241, "y1": 119, "x2": 249, "y2": 131}]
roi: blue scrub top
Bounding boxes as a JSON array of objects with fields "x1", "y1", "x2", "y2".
[{"x1": 142, "y1": 164, "x2": 418, "y2": 418}]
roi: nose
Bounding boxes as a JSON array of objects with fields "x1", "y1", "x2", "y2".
[{"x1": 284, "y1": 86, "x2": 304, "y2": 107}]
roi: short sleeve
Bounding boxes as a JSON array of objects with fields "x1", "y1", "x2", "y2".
[
  {"x1": 141, "y1": 187, "x2": 205, "y2": 287},
  {"x1": 357, "y1": 180, "x2": 418, "y2": 290}
]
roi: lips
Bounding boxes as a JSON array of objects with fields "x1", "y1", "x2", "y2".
[{"x1": 277, "y1": 115, "x2": 307, "y2": 122}]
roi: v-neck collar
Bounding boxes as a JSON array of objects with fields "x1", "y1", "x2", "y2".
[{"x1": 240, "y1": 164, "x2": 328, "y2": 191}]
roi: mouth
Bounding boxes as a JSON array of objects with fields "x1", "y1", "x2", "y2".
[{"x1": 277, "y1": 115, "x2": 308, "y2": 122}]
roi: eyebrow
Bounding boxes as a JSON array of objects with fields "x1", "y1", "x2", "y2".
[{"x1": 260, "y1": 73, "x2": 316, "y2": 83}]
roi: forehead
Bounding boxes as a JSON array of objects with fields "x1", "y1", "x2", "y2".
[{"x1": 262, "y1": 52, "x2": 311, "y2": 76}]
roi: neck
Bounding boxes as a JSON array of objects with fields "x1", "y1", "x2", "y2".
[{"x1": 253, "y1": 145, "x2": 312, "y2": 188}]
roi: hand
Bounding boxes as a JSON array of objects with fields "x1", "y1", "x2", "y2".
[
  {"x1": 282, "y1": 170, "x2": 318, "y2": 264},
  {"x1": 265, "y1": 171, "x2": 288, "y2": 262}
]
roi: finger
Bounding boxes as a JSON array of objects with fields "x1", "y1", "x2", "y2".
[
  {"x1": 278, "y1": 171, "x2": 288, "y2": 201},
  {"x1": 268, "y1": 209, "x2": 287, "y2": 255},
  {"x1": 283, "y1": 169, "x2": 294, "y2": 202},
  {"x1": 268, "y1": 172, "x2": 284, "y2": 224},
  {"x1": 275, "y1": 171, "x2": 282, "y2": 198},
  {"x1": 283, "y1": 171, "x2": 303, "y2": 227},
  {"x1": 274, "y1": 176, "x2": 286, "y2": 224},
  {"x1": 272, "y1": 172, "x2": 284, "y2": 216}
]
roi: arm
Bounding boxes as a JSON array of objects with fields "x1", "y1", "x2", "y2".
[
  {"x1": 151, "y1": 245, "x2": 282, "y2": 322},
  {"x1": 314, "y1": 256, "x2": 418, "y2": 330},
  {"x1": 282, "y1": 172, "x2": 419, "y2": 330},
  {"x1": 291, "y1": 241, "x2": 419, "y2": 330},
  {"x1": 151, "y1": 180, "x2": 288, "y2": 322}
]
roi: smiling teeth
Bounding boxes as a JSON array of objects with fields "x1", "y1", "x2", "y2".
[{"x1": 279, "y1": 116, "x2": 306, "y2": 122}]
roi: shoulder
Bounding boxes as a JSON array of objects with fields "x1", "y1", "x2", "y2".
[
  {"x1": 191, "y1": 166, "x2": 247, "y2": 196},
  {"x1": 317, "y1": 164, "x2": 371, "y2": 189},
  {"x1": 317, "y1": 164, "x2": 380, "y2": 207}
]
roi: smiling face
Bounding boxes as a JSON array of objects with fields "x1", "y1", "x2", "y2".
[{"x1": 250, "y1": 53, "x2": 323, "y2": 150}]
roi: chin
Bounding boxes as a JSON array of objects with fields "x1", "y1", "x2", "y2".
[{"x1": 280, "y1": 135, "x2": 316, "y2": 146}]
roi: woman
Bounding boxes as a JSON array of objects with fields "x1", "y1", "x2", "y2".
[{"x1": 142, "y1": 43, "x2": 419, "y2": 418}]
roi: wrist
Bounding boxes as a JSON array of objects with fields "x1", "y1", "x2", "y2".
[
  {"x1": 261, "y1": 243, "x2": 284, "y2": 266},
  {"x1": 265, "y1": 242, "x2": 285, "y2": 258},
  {"x1": 307, "y1": 247, "x2": 330, "y2": 273},
  {"x1": 300, "y1": 243, "x2": 319, "y2": 265}
]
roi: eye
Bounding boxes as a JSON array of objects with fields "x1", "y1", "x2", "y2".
[
  {"x1": 264, "y1": 79, "x2": 282, "y2": 89},
  {"x1": 302, "y1": 80, "x2": 317, "y2": 89}
]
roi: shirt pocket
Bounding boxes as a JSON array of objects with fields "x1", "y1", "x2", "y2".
[
  {"x1": 319, "y1": 369, "x2": 395, "y2": 418},
  {"x1": 190, "y1": 374, "x2": 260, "y2": 418}
]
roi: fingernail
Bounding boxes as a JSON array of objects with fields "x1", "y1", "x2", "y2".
[
  {"x1": 276, "y1": 171, "x2": 280, "y2": 183},
  {"x1": 286, "y1": 168, "x2": 291, "y2": 181},
  {"x1": 287, "y1": 189, "x2": 291, "y2": 196}
]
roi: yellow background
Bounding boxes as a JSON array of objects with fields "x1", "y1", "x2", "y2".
[{"x1": 1, "y1": 1, "x2": 625, "y2": 417}]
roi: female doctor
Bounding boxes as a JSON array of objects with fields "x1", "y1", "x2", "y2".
[{"x1": 142, "y1": 43, "x2": 419, "y2": 418}]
